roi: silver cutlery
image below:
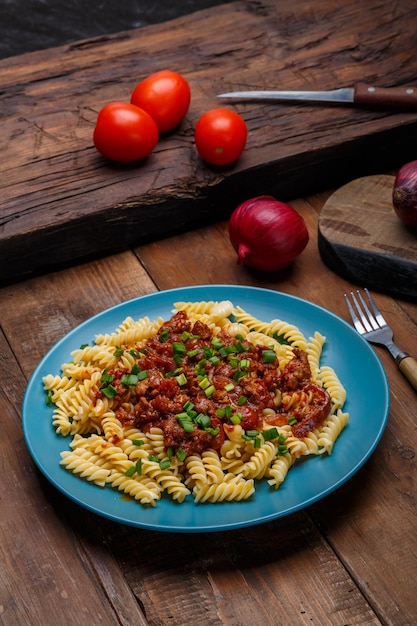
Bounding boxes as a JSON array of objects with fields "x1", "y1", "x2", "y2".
[
  {"x1": 344, "y1": 288, "x2": 417, "y2": 391},
  {"x1": 217, "y1": 83, "x2": 417, "y2": 109}
]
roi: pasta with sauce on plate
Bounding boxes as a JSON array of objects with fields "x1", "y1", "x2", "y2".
[{"x1": 43, "y1": 300, "x2": 348, "y2": 506}]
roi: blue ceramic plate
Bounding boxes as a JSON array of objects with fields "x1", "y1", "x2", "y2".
[{"x1": 22, "y1": 285, "x2": 390, "y2": 532}]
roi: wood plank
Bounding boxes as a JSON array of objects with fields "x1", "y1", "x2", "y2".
[
  {"x1": 0, "y1": 254, "x2": 155, "y2": 625},
  {"x1": 0, "y1": 334, "x2": 148, "y2": 626},
  {"x1": 2, "y1": 0, "x2": 417, "y2": 284}
]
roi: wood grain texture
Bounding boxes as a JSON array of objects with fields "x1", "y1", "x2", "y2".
[
  {"x1": 318, "y1": 175, "x2": 417, "y2": 300},
  {"x1": 2, "y1": 185, "x2": 417, "y2": 623},
  {"x1": 2, "y1": 0, "x2": 417, "y2": 284}
]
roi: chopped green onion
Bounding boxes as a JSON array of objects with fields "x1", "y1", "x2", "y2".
[
  {"x1": 216, "y1": 408, "x2": 225, "y2": 418},
  {"x1": 206, "y1": 427, "x2": 220, "y2": 436},
  {"x1": 230, "y1": 413, "x2": 242, "y2": 425},
  {"x1": 211, "y1": 337, "x2": 223, "y2": 349},
  {"x1": 262, "y1": 349, "x2": 277, "y2": 363},
  {"x1": 102, "y1": 384, "x2": 118, "y2": 398},
  {"x1": 128, "y1": 349, "x2": 143, "y2": 358},
  {"x1": 159, "y1": 460, "x2": 171, "y2": 471},
  {"x1": 176, "y1": 414, "x2": 194, "y2": 432},
  {"x1": 246, "y1": 430, "x2": 259, "y2": 438},
  {"x1": 209, "y1": 355, "x2": 220, "y2": 365},
  {"x1": 239, "y1": 358, "x2": 250, "y2": 370},
  {"x1": 175, "y1": 373, "x2": 187, "y2": 386},
  {"x1": 159, "y1": 329, "x2": 170, "y2": 342},
  {"x1": 137, "y1": 370, "x2": 149, "y2": 381},
  {"x1": 132, "y1": 439, "x2": 144, "y2": 446},
  {"x1": 131, "y1": 363, "x2": 141, "y2": 375},
  {"x1": 181, "y1": 331, "x2": 191, "y2": 341},
  {"x1": 114, "y1": 346, "x2": 124, "y2": 357},
  {"x1": 237, "y1": 395, "x2": 247, "y2": 405},
  {"x1": 172, "y1": 341, "x2": 186, "y2": 355},
  {"x1": 121, "y1": 373, "x2": 139, "y2": 386},
  {"x1": 80, "y1": 343, "x2": 89, "y2": 349},
  {"x1": 203, "y1": 346, "x2": 215, "y2": 359},
  {"x1": 149, "y1": 454, "x2": 159, "y2": 462},
  {"x1": 254, "y1": 437, "x2": 261, "y2": 448},
  {"x1": 224, "y1": 382, "x2": 235, "y2": 392},
  {"x1": 263, "y1": 427, "x2": 279, "y2": 441},
  {"x1": 278, "y1": 445, "x2": 290, "y2": 455},
  {"x1": 187, "y1": 348, "x2": 199, "y2": 358},
  {"x1": 177, "y1": 449, "x2": 187, "y2": 461},
  {"x1": 167, "y1": 447, "x2": 173, "y2": 461},
  {"x1": 100, "y1": 370, "x2": 114, "y2": 384},
  {"x1": 288, "y1": 416, "x2": 297, "y2": 426},
  {"x1": 45, "y1": 390, "x2": 54, "y2": 406},
  {"x1": 198, "y1": 376, "x2": 210, "y2": 390},
  {"x1": 183, "y1": 400, "x2": 194, "y2": 413},
  {"x1": 204, "y1": 385, "x2": 216, "y2": 398},
  {"x1": 195, "y1": 414, "x2": 211, "y2": 429},
  {"x1": 125, "y1": 459, "x2": 143, "y2": 477}
]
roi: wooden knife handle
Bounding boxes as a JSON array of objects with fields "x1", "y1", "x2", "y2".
[
  {"x1": 354, "y1": 83, "x2": 417, "y2": 109},
  {"x1": 399, "y1": 356, "x2": 417, "y2": 392}
]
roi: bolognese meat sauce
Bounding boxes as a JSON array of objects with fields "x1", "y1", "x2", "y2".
[{"x1": 94, "y1": 311, "x2": 331, "y2": 456}]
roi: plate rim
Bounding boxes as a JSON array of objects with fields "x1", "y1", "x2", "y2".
[{"x1": 22, "y1": 284, "x2": 390, "y2": 532}]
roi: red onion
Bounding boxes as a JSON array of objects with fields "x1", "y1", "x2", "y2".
[
  {"x1": 229, "y1": 195, "x2": 309, "y2": 271},
  {"x1": 392, "y1": 160, "x2": 417, "y2": 226}
]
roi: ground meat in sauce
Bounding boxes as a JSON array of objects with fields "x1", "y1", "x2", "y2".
[{"x1": 94, "y1": 311, "x2": 331, "y2": 455}]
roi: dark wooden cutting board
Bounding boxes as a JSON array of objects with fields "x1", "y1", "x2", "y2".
[
  {"x1": 2, "y1": 0, "x2": 417, "y2": 285},
  {"x1": 318, "y1": 175, "x2": 417, "y2": 300}
]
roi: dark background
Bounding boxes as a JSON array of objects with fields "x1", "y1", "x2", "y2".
[{"x1": 0, "y1": 0, "x2": 235, "y2": 59}]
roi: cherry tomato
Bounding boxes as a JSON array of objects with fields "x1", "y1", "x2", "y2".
[
  {"x1": 130, "y1": 70, "x2": 191, "y2": 132},
  {"x1": 93, "y1": 102, "x2": 158, "y2": 162},
  {"x1": 194, "y1": 108, "x2": 247, "y2": 166}
]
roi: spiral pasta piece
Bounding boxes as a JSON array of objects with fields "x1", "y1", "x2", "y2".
[
  {"x1": 108, "y1": 470, "x2": 161, "y2": 506},
  {"x1": 316, "y1": 410, "x2": 349, "y2": 454},
  {"x1": 202, "y1": 449, "x2": 225, "y2": 483},
  {"x1": 141, "y1": 459, "x2": 191, "y2": 502},
  {"x1": 94, "y1": 316, "x2": 163, "y2": 346},
  {"x1": 60, "y1": 449, "x2": 111, "y2": 487},
  {"x1": 193, "y1": 474, "x2": 255, "y2": 503},
  {"x1": 267, "y1": 453, "x2": 295, "y2": 489},
  {"x1": 306, "y1": 331, "x2": 326, "y2": 381},
  {"x1": 319, "y1": 366, "x2": 347, "y2": 410},
  {"x1": 241, "y1": 441, "x2": 277, "y2": 479}
]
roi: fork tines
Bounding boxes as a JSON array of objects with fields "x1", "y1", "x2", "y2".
[{"x1": 344, "y1": 288, "x2": 387, "y2": 334}]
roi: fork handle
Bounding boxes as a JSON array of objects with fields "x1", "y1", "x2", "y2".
[{"x1": 398, "y1": 356, "x2": 417, "y2": 392}]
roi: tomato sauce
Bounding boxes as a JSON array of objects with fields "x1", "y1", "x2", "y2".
[{"x1": 95, "y1": 311, "x2": 331, "y2": 456}]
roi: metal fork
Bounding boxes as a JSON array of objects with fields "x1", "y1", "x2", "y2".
[{"x1": 344, "y1": 288, "x2": 417, "y2": 391}]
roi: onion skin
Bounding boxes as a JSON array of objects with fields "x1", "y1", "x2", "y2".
[
  {"x1": 392, "y1": 160, "x2": 417, "y2": 226},
  {"x1": 228, "y1": 196, "x2": 309, "y2": 271}
]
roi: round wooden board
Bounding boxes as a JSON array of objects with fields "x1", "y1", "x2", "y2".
[{"x1": 318, "y1": 175, "x2": 417, "y2": 301}]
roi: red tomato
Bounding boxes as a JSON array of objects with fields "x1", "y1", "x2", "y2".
[
  {"x1": 130, "y1": 70, "x2": 191, "y2": 132},
  {"x1": 194, "y1": 108, "x2": 247, "y2": 166},
  {"x1": 93, "y1": 102, "x2": 158, "y2": 162}
]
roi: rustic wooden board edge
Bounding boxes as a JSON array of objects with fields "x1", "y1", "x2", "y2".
[
  {"x1": 317, "y1": 228, "x2": 417, "y2": 302},
  {"x1": 3, "y1": 123, "x2": 417, "y2": 287}
]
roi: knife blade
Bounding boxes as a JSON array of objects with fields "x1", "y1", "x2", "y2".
[{"x1": 217, "y1": 83, "x2": 417, "y2": 109}]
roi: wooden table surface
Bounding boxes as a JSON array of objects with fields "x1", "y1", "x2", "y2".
[
  {"x1": 0, "y1": 0, "x2": 417, "y2": 626},
  {"x1": 1, "y1": 186, "x2": 417, "y2": 625}
]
